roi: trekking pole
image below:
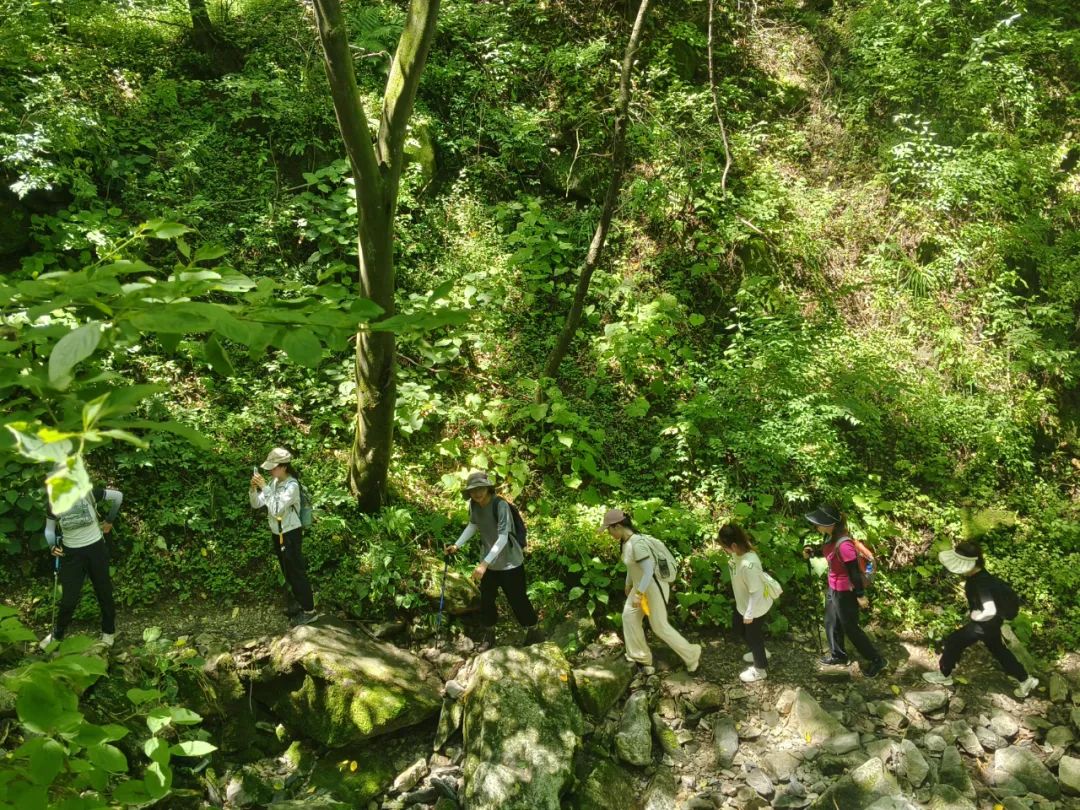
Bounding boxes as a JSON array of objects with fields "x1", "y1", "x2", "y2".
[
  {"x1": 49, "y1": 555, "x2": 60, "y2": 638},
  {"x1": 435, "y1": 556, "x2": 449, "y2": 648},
  {"x1": 806, "y1": 558, "x2": 824, "y2": 655},
  {"x1": 276, "y1": 515, "x2": 284, "y2": 549}
]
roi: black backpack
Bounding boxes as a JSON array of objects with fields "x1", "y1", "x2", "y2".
[
  {"x1": 989, "y1": 574, "x2": 1021, "y2": 620},
  {"x1": 496, "y1": 496, "x2": 527, "y2": 549}
]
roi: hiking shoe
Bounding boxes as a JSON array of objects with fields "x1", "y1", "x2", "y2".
[
  {"x1": 1014, "y1": 676, "x2": 1038, "y2": 699},
  {"x1": 38, "y1": 633, "x2": 54, "y2": 651},
  {"x1": 292, "y1": 610, "x2": 319, "y2": 627},
  {"x1": 922, "y1": 671, "x2": 954, "y2": 686},
  {"x1": 523, "y1": 626, "x2": 545, "y2": 645},
  {"x1": 819, "y1": 654, "x2": 849, "y2": 666},
  {"x1": 284, "y1": 603, "x2": 303, "y2": 618},
  {"x1": 739, "y1": 666, "x2": 767, "y2": 683},
  {"x1": 100, "y1": 633, "x2": 115, "y2": 647},
  {"x1": 640, "y1": 664, "x2": 656, "y2": 676},
  {"x1": 863, "y1": 658, "x2": 887, "y2": 678},
  {"x1": 743, "y1": 649, "x2": 772, "y2": 664},
  {"x1": 686, "y1": 644, "x2": 703, "y2": 673}
]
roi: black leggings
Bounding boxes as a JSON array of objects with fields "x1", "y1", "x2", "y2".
[
  {"x1": 732, "y1": 604, "x2": 768, "y2": 669},
  {"x1": 479, "y1": 564, "x2": 538, "y2": 628},
  {"x1": 273, "y1": 528, "x2": 314, "y2": 612},
  {"x1": 825, "y1": 588, "x2": 881, "y2": 663},
  {"x1": 55, "y1": 539, "x2": 115, "y2": 638},
  {"x1": 939, "y1": 619, "x2": 1027, "y2": 681}
]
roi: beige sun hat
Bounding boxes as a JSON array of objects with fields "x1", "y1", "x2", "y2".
[
  {"x1": 939, "y1": 547, "x2": 979, "y2": 575},
  {"x1": 461, "y1": 471, "x2": 496, "y2": 498},
  {"x1": 260, "y1": 447, "x2": 293, "y2": 470},
  {"x1": 601, "y1": 508, "x2": 628, "y2": 529}
]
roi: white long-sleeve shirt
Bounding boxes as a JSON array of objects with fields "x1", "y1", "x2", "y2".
[
  {"x1": 250, "y1": 477, "x2": 301, "y2": 533},
  {"x1": 728, "y1": 551, "x2": 774, "y2": 620}
]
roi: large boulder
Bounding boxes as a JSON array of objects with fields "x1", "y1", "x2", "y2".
[
  {"x1": 460, "y1": 642, "x2": 583, "y2": 810},
  {"x1": 992, "y1": 745, "x2": 1060, "y2": 799},
  {"x1": 422, "y1": 556, "x2": 480, "y2": 615},
  {"x1": 264, "y1": 620, "x2": 442, "y2": 747},
  {"x1": 572, "y1": 656, "x2": 634, "y2": 718},
  {"x1": 570, "y1": 759, "x2": 639, "y2": 810},
  {"x1": 788, "y1": 688, "x2": 845, "y2": 744},
  {"x1": 615, "y1": 691, "x2": 653, "y2": 767},
  {"x1": 809, "y1": 757, "x2": 900, "y2": 809}
]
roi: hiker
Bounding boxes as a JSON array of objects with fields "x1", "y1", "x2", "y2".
[
  {"x1": 40, "y1": 481, "x2": 124, "y2": 649},
  {"x1": 802, "y1": 504, "x2": 887, "y2": 677},
  {"x1": 602, "y1": 508, "x2": 701, "y2": 675},
  {"x1": 250, "y1": 447, "x2": 317, "y2": 626},
  {"x1": 923, "y1": 542, "x2": 1038, "y2": 698},
  {"x1": 718, "y1": 523, "x2": 775, "y2": 683},
  {"x1": 445, "y1": 471, "x2": 541, "y2": 649}
]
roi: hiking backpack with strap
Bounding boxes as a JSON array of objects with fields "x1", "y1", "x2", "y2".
[
  {"x1": 987, "y1": 573, "x2": 1021, "y2": 620},
  {"x1": 640, "y1": 534, "x2": 678, "y2": 583},
  {"x1": 496, "y1": 496, "x2": 527, "y2": 549},
  {"x1": 292, "y1": 480, "x2": 314, "y2": 529},
  {"x1": 833, "y1": 535, "x2": 877, "y2": 587}
]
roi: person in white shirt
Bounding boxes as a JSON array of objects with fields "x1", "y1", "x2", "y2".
[
  {"x1": 250, "y1": 447, "x2": 316, "y2": 626},
  {"x1": 718, "y1": 523, "x2": 774, "y2": 682},
  {"x1": 40, "y1": 483, "x2": 123, "y2": 649},
  {"x1": 602, "y1": 508, "x2": 701, "y2": 675}
]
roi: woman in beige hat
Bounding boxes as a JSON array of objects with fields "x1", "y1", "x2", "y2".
[
  {"x1": 602, "y1": 508, "x2": 701, "y2": 675},
  {"x1": 250, "y1": 447, "x2": 316, "y2": 626},
  {"x1": 923, "y1": 542, "x2": 1038, "y2": 698},
  {"x1": 445, "y1": 471, "x2": 541, "y2": 649}
]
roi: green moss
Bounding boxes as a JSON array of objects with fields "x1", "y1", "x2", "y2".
[{"x1": 311, "y1": 746, "x2": 396, "y2": 804}]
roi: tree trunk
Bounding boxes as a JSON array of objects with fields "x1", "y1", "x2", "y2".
[
  {"x1": 539, "y1": 0, "x2": 652, "y2": 388},
  {"x1": 189, "y1": 0, "x2": 217, "y2": 54},
  {"x1": 313, "y1": 0, "x2": 439, "y2": 511}
]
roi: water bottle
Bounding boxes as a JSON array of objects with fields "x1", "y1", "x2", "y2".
[{"x1": 865, "y1": 561, "x2": 874, "y2": 576}]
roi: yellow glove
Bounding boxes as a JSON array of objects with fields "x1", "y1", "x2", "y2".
[{"x1": 641, "y1": 594, "x2": 650, "y2": 617}]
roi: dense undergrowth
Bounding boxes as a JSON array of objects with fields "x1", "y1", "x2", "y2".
[{"x1": 1, "y1": 0, "x2": 1078, "y2": 658}]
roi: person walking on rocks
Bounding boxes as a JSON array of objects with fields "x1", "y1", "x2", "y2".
[
  {"x1": 803, "y1": 504, "x2": 887, "y2": 678},
  {"x1": 719, "y1": 523, "x2": 775, "y2": 683},
  {"x1": 251, "y1": 447, "x2": 317, "y2": 626},
  {"x1": 445, "y1": 471, "x2": 542, "y2": 649},
  {"x1": 39, "y1": 479, "x2": 124, "y2": 649},
  {"x1": 603, "y1": 508, "x2": 701, "y2": 675},
  {"x1": 923, "y1": 542, "x2": 1038, "y2": 698}
]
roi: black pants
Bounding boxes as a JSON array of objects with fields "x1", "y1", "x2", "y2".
[
  {"x1": 55, "y1": 539, "x2": 115, "y2": 638},
  {"x1": 939, "y1": 619, "x2": 1027, "y2": 681},
  {"x1": 732, "y1": 604, "x2": 768, "y2": 669},
  {"x1": 825, "y1": 588, "x2": 881, "y2": 663},
  {"x1": 273, "y1": 528, "x2": 314, "y2": 612},
  {"x1": 479, "y1": 564, "x2": 538, "y2": 629}
]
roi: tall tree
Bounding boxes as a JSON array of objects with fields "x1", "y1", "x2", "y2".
[
  {"x1": 312, "y1": 0, "x2": 440, "y2": 511},
  {"x1": 540, "y1": 0, "x2": 652, "y2": 387}
]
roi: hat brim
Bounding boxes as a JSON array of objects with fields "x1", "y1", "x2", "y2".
[
  {"x1": 462, "y1": 481, "x2": 495, "y2": 497},
  {"x1": 805, "y1": 509, "x2": 838, "y2": 526},
  {"x1": 939, "y1": 549, "x2": 977, "y2": 575},
  {"x1": 260, "y1": 460, "x2": 279, "y2": 470}
]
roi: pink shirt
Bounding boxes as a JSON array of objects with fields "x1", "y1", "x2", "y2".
[{"x1": 824, "y1": 538, "x2": 858, "y2": 591}]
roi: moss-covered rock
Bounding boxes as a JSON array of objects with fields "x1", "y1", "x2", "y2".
[
  {"x1": 422, "y1": 555, "x2": 480, "y2": 615},
  {"x1": 787, "y1": 687, "x2": 845, "y2": 744},
  {"x1": 461, "y1": 642, "x2": 584, "y2": 810},
  {"x1": 569, "y1": 759, "x2": 640, "y2": 810},
  {"x1": 310, "y1": 745, "x2": 397, "y2": 805},
  {"x1": 572, "y1": 656, "x2": 633, "y2": 718},
  {"x1": 264, "y1": 619, "x2": 442, "y2": 747}
]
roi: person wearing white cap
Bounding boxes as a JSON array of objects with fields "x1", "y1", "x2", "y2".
[
  {"x1": 923, "y1": 541, "x2": 1038, "y2": 698},
  {"x1": 602, "y1": 508, "x2": 701, "y2": 675},
  {"x1": 445, "y1": 471, "x2": 541, "y2": 649},
  {"x1": 250, "y1": 447, "x2": 317, "y2": 626}
]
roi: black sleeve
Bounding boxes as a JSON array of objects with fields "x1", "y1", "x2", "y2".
[
  {"x1": 92, "y1": 487, "x2": 106, "y2": 501},
  {"x1": 844, "y1": 559, "x2": 865, "y2": 597}
]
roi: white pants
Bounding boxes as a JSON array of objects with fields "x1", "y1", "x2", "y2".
[{"x1": 622, "y1": 578, "x2": 699, "y2": 667}]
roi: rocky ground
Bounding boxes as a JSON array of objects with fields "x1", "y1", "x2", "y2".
[{"x1": 29, "y1": 594, "x2": 1080, "y2": 809}]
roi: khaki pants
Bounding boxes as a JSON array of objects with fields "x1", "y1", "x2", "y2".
[{"x1": 622, "y1": 577, "x2": 699, "y2": 668}]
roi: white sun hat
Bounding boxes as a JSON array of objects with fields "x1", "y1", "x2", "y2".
[{"x1": 938, "y1": 548, "x2": 978, "y2": 575}]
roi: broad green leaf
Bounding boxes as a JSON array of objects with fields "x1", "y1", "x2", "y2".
[
  {"x1": 16, "y1": 678, "x2": 67, "y2": 734},
  {"x1": 121, "y1": 420, "x2": 211, "y2": 449},
  {"x1": 194, "y1": 244, "x2": 228, "y2": 262},
  {"x1": 281, "y1": 329, "x2": 323, "y2": 367},
  {"x1": 113, "y1": 779, "x2": 151, "y2": 804},
  {"x1": 48, "y1": 322, "x2": 102, "y2": 389},
  {"x1": 85, "y1": 743, "x2": 128, "y2": 773},
  {"x1": 29, "y1": 738, "x2": 65, "y2": 785},
  {"x1": 170, "y1": 740, "x2": 216, "y2": 757},
  {"x1": 147, "y1": 221, "x2": 191, "y2": 239},
  {"x1": 169, "y1": 706, "x2": 202, "y2": 725},
  {"x1": 144, "y1": 760, "x2": 172, "y2": 799},
  {"x1": 127, "y1": 687, "x2": 162, "y2": 705},
  {"x1": 204, "y1": 335, "x2": 236, "y2": 377},
  {"x1": 732, "y1": 503, "x2": 754, "y2": 518},
  {"x1": 144, "y1": 736, "x2": 171, "y2": 765},
  {"x1": 146, "y1": 707, "x2": 172, "y2": 734}
]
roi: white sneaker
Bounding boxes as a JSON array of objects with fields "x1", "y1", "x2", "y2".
[
  {"x1": 100, "y1": 633, "x2": 115, "y2": 647},
  {"x1": 922, "y1": 671, "x2": 954, "y2": 686},
  {"x1": 687, "y1": 644, "x2": 703, "y2": 673},
  {"x1": 1014, "y1": 676, "x2": 1038, "y2": 699},
  {"x1": 743, "y1": 649, "x2": 772, "y2": 664},
  {"x1": 739, "y1": 666, "x2": 767, "y2": 683},
  {"x1": 640, "y1": 664, "x2": 656, "y2": 676},
  {"x1": 38, "y1": 633, "x2": 54, "y2": 651}
]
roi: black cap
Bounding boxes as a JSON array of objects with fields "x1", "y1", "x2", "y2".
[{"x1": 805, "y1": 505, "x2": 841, "y2": 526}]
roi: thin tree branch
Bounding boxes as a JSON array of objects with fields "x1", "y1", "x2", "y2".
[{"x1": 707, "y1": 0, "x2": 734, "y2": 195}]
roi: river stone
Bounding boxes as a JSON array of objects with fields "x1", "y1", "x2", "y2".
[
  {"x1": 1059, "y1": 754, "x2": 1080, "y2": 795},
  {"x1": 713, "y1": 715, "x2": 739, "y2": 767},
  {"x1": 992, "y1": 745, "x2": 1061, "y2": 798},
  {"x1": 265, "y1": 620, "x2": 442, "y2": 747},
  {"x1": 788, "y1": 688, "x2": 845, "y2": 744},
  {"x1": 1071, "y1": 707, "x2": 1080, "y2": 733},
  {"x1": 643, "y1": 767, "x2": 678, "y2": 810},
  {"x1": 1049, "y1": 673, "x2": 1069, "y2": 703},
  {"x1": 938, "y1": 746, "x2": 975, "y2": 799},
  {"x1": 762, "y1": 751, "x2": 801, "y2": 781},
  {"x1": 1045, "y1": 724, "x2": 1075, "y2": 749},
  {"x1": 990, "y1": 711, "x2": 1020, "y2": 739},
  {"x1": 571, "y1": 759, "x2": 638, "y2": 810},
  {"x1": 897, "y1": 739, "x2": 929, "y2": 787},
  {"x1": 904, "y1": 690, "x2": 949, "y2": 715},
  {"x1": 745, "y1": 767, "x2": 774, "y2": 797},
  {"x1": 651, "y1": 713, "x2": 681, "y2": 756},
  {"x1": 946, "y1": 720, "x2": 983, "y2": 757},
  {"x1": 824, "y1": 731, "x2": 862, "y2": 754},
  {"x1": 547, "y1": 613, "x2": 598, "y2": 654},
  {"x1": 928, "y1": 784, "x2": 977, "y2": 810},
  {"x1": 460, "y1": 642, "x2": 584, "y2": 809},
  {"x1": 573, "y1": 656, "x2": 634, "y2": 718},
  {"x1": 615, "y1": 691, "x2": 652, "y2": 766},
  {"x1": 866, "y1": 798, "x2": 920, "y2": 810},
  {"x1": 974, "y1": 725, "x2": 1007, "y2": 751},
  {"x1": 873, "y1": 700, "x2": 909, "y2": 730},
  {"x1": 923, "y1": 733, "x2": 947, "y2": 753},
  {"x1": 808, "y1": 756, "x2": 899, "y2": 809}
]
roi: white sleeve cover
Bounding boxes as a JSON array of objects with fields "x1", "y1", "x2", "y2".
[
  {"x1": 635, "y1": 557, "x2": 655, "y2": 593},
  {"x1": 456, "y1": 523, "x2": 478, "y2": 549},
  {"x1": 483, "y1": 532, "x2": 510, "y2": 565},
  {"x1": 971, "y1": 597, "x2": 998, "y2": 622},
  {"x1": 45, "y1": 518, "x2": 58, "y2": 547}
]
